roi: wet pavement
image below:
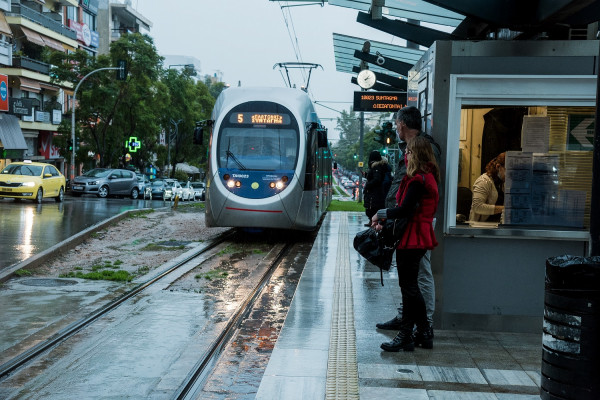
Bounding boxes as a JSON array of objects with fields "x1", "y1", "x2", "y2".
[
  {"x1": 256, "y1": 212, "x2": 543, "y2": 399},
  {"x1": 0, "y1": 196, "x2": 167, "y2": 269}
]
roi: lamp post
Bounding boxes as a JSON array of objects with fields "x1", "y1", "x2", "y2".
[{"x1": 70, "y1": 66, "x2": 123, "y2": 182}]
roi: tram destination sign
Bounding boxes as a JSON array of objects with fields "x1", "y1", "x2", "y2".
[{"x1": 353, "y1": 91, "x2": 405, "y2": 112}]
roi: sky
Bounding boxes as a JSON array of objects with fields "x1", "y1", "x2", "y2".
[{"x1": 133, "y1": 0, "x2": 403, "y2": 141}]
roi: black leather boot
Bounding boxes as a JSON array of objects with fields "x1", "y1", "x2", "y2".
[
  {"x1": 414, "y1": 325, "x2": 434, "y2": 349},
  {"x1": 376, "y1": 316, "x2": 402, "y2": 330},
  {"x1": 380, "y1": 328, "x2": 415, "y2": 352}
]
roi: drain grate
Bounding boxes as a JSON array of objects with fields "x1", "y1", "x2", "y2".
[{"x1": 20, "y1": 278, "x2": 77, "y2": 287}]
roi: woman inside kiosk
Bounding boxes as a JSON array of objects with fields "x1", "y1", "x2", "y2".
[{"x1": 469, "y1": 152, "x2": 506, "y2": 222}]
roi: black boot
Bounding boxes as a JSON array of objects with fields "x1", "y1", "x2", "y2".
[
  {"x1": 376, "y1": 316, "x2": 402, "y2": 330},
  {"x1": 380, "y1": 328, "x2": 415, "y2": 352},
  {"x1": 414, "y1": 325, "x2": 434, "y2": 349}
]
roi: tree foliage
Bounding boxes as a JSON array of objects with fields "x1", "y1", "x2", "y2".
[{"x1": 49, "y1": 33, "x2": 216, "y2": 176}]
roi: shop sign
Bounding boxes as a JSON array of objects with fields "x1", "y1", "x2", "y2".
[
  {"x1": 35, "y1": 110, "x2": 50, "y2": 123},
  {"x1": 9, "y1": 98, "x2": 33, "y2": 116},
  {"x1": 353, "y1": 91, "x2": 405, "y2": 112},
  {"x1": 567, "y1": 114, "x2": 595, "y2": 151},
  {"x1": 69, "y1": 20, "x2": 97, "y2": 47},
  {"x1": 39, "y1": 131, "x2": 61, "y2": 159},
  {"x1": 52, "y1": 109, "x2": 62, "y2": 125},
  {"x1": 0, "y1": 74, "x2": 8, "y2": 112}
]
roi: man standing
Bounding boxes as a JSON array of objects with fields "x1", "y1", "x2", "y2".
[{"x1": 377, "y1": 106, "x2": 441, "y2": 342}]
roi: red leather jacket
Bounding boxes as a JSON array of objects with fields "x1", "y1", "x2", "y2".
[{"x1": 395, "y1": 172, "x2": 439, "y2": 250}]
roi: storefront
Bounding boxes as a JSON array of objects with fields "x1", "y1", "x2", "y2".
[{"x1": 407, "y1": 40, "x2": 597, "y2": 332}]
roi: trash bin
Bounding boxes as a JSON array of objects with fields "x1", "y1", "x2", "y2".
[{"x1": 541, "y1": 255, "x2": 600, "y2": 400}]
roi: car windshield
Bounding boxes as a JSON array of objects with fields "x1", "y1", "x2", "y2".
[
  {"x1": 1, "y1": 164, "x2": 43, "y2": 176},
  {"x1": 191, "y1": 183, "x2": 204, "y2": 188},
  {"x1": 151, "y1": 181, "x2": 164, "y2": 187},
  {"x1": 83, "y1": 169, "x2": 110, "y2": 178}
]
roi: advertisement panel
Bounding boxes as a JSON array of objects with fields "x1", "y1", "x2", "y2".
[{"x1": 0, "y1": 74, "x2": 8, "y2": 112}]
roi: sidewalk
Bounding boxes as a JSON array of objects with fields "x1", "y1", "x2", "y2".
[{"x1": 257, "y1": 212, "x2": 542, "y2": 399}]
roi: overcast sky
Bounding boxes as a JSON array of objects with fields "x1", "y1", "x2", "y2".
[{"x1": 133, "y1": 0, "x2": 402, "y2": 140}]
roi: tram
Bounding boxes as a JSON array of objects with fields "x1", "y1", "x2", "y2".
[{"x1": 203, "y1": 87, "x2": 332, "y2": 230}]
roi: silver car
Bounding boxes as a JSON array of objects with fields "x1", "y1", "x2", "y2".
[{"x1": 72, "y1": 168, "x2": 140, "y2": 199}]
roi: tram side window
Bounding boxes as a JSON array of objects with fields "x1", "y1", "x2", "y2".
[{"x1": 456, "y1": 105, "x2": 594, "y2": 230}]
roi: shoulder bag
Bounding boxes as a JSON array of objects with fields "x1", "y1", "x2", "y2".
[{"x1": 353, "y1": 228, "x2": 396, "y2": 286}]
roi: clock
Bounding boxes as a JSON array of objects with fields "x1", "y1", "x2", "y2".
[{"x1": 357, "y1": 69, "x2": 376, "y2": 89}]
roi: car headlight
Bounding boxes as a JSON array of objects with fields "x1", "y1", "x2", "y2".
[
  {"x1": 89, "y1": 181, "x2": 98, "y2": 185},
  {"x1": 22, "y1": 182, "x2": 35, "y2": 187}
]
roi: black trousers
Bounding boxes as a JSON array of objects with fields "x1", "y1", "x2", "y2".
[{"x1": 396, "y1": 248, "x2": 428, "y2": 330}]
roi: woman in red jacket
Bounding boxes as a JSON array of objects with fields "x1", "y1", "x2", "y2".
[{"x1": 371, "y1": 135, "x2": 440, "y2": 352}]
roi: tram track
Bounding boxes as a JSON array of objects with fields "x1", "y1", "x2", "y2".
[
  {"x1": 0, "y1": 229, "x2": 235, "y2": 381},
  {"x1": 0, "y1": 228, "x2": 313, "y2": 399}
]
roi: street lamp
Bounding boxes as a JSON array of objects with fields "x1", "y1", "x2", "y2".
[{"x1": 70, "y1": 66, "x2": 124, "y2": 182}]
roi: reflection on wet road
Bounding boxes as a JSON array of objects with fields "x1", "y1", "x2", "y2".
[{"x1": 0, "y1": 196, "x2": 168, "y2": 269}]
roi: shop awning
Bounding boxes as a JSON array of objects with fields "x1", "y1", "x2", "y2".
[
  {"x1": 38, "y1": 82, "x2": 60, "y2": 92},
  {"x1": 17, "y1": 77, "x2": 41, "y2": 93},
  {"x1": 41, "y1": 35, "x2": 65, "y2": 52},
  {"x1": 0, "y1": 114, "x2": 27, "y2": 150},
  {"x1": 19, "y1": 26, "x2": 45, "y2": 47},
  {"x1": 0, "y1": 11, "x2": 13, "y2": 37}
]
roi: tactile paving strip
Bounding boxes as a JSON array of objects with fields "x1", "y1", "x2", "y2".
[{"x1": 325, "y1": 216, "x2": 359, "y2": 399}]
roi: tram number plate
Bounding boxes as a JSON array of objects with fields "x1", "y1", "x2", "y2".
[{"x1": 73, "y1": 185, "x2": 83, "y2": 190}]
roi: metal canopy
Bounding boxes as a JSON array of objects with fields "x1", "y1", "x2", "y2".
[
  {"x1": 333, "y1": 33, "x2": 423, "y2": 78},
  {"x1": 329, "y1": 0, "x2": 464, "y2": 27}
]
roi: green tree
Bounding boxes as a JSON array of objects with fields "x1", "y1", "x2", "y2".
[
  {"x1": 158, "y1": 69, "x2": 214, "y2": 178},
  {"x1": 49, "y1": 33, "x2": 164, "y2": 169}
]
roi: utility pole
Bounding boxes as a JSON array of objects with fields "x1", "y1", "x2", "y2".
[
  {"x1": 168, "y1": 118, "x2": 182, "y2": 177},
  {"x1": 70, "y1": 66, "x2": 124, "y2": 182},
  {"x1": 358, "y1": 110, "x2": 365, "y2": 202}
]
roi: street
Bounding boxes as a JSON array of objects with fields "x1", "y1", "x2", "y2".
[{"x1": 0, "y1": 195, "x2": 174, "y2": 270}]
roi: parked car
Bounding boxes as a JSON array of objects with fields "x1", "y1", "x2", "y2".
[
  {"x1": 150, "y1": 179, "x2": 172, "y2": 200},
  {"x1": 136, "y1": 174, "x2": 152, "y2": 199},
  {"x1": 71, "y1": 168, "x2": 140, "y2": 199},
  {"x1": 0, "y1": 161, "x2": 66, "y2": 203},
  {"x1": 190, "y1": 182, "x2": 205, "y2": 201},
  {"x1": 179, "y1": 181, "x2": 195, "y2": 201},
  {"x1": 163, "y1": 179, "x2": 182, "y2": 200}
]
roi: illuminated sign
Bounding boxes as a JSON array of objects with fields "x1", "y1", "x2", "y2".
[
  {"x1": 125, "y1": 137, "x2": 141, "y2": 152},
  {"x1": 353, "y1": 91, "x2": 406, "y2": 112},
  {"x1": 230, "y1": 113, "x2": 290, "y2": 125}
]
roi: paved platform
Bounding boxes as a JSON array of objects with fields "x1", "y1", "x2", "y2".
[{"x1": 257, "y1": 212, "x2": 542, "y2": 399}]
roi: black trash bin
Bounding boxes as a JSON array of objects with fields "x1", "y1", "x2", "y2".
[{"x1": 541, "y1": 255, "x2": 600, "y2": 400}]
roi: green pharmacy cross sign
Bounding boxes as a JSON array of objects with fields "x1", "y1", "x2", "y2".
[{"x1": 126, "y1": 137, "x2": 141, "y2": 152}]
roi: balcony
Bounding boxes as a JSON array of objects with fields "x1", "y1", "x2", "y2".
[
  {"x1": 0, "y1": 40, "x2": 11, "y2": 66},
  {"x1": 12, "y1": 55, "x2": 50, "y2": 75},
  {"x1": 9, "y1": 4, "x2": 77, "y2": 40}
]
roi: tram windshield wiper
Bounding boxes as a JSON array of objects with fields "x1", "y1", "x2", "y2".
[{"x1": 226, "y1": 150, "x2": 247, "y2": 170}]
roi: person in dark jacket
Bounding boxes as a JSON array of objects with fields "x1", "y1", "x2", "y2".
[
  {"x1": 377, "y1": 106, "x2": 440, "y2": 336},
  {"x1": 363, "y1": 150, "x2": 388, "y2": 226},
  {"x1": 371, "y1": 135, "x2": 440, "y2": 352}
]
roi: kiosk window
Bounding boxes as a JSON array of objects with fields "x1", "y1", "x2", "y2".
[{"x1": 456, "y1": 105, "x2": 594, "y2": 230}]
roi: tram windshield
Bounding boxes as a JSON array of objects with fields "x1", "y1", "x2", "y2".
[{"x1": 217, "y1": 127, "x2": 298, "y2": 171}]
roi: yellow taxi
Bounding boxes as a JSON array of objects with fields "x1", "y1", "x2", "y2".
[{"x1": 0, "y1": 161, "x2": 66, "y2": 203}]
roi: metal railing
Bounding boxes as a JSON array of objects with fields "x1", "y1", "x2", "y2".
[
  {"x1": 9, "y1": 4, "x2": 77, "y2": 40},
  {"x1": 12, "y1": 56, "x2": 50, "y2": 75}
]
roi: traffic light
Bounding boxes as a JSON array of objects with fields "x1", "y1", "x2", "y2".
[
  {"x1": 353, "y1": 153, "x2": 357, "y2": 159},
  {"x1": 67, "y1": 139, "x2": 73, "y2": 151},
  {"x1": 374, "y1": 127, "x2": 385, "y2": 144},
  {"x1": 381, "y1": 121, "x2": 396, "y2": 146},
  {"x1": 193, "y1": 125, "x2": 203, "y2": 145},
  {"x1": 116, "y1": 60, "x2": 127, "y2": 80}
]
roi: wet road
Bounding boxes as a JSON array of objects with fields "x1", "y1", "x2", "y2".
[{"x1": 0, "y1": 196, "x2": 171, "y2": 269}]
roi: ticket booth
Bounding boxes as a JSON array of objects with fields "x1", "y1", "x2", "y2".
[{"x1": 407, "y1": 40, "x2": 597, "y2": 332}]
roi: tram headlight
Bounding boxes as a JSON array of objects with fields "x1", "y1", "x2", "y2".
[
  {"x1": 275, "y1": 181, "x2": 284, "y2": 190},
  {"x1": 235, "y1": 181, "x2": 241, "y2": 188},
  {"x1": 227, "y1": 180, "x2": 235, "y2": 188}
]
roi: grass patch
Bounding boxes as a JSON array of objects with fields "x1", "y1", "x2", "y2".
[
  {"x1": 60, "y1": 269, "x2": 134, "y2": 282},
  {"x1": 14, "y1": 269, "x2": 33, "y2": 277},
  {"x1": 128, "y1": 209, "x2": 153, "y2": 219},
  {"x1": 217, "y1": 245, "x2": 237, "y2": 256},
  {"x1": 195, "y1": 268, "x2": 229, "y2": 281},
  {"x1": 135, "y1": 266, "x2": 150, "y2": 276},
  {"x1": 142, "y1": 243, "x2": 185, "y2": 251},
  {"x1": 327, "y1": 199, "x2": 365, "y2": 212}
]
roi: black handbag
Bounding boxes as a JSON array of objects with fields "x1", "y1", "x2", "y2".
[
  {"x1": 353, "y1": 228, "x2": 396, "y2": 285},
  {"x1": 380, "y1": 217, "x2": 410, "y2": 246}
]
